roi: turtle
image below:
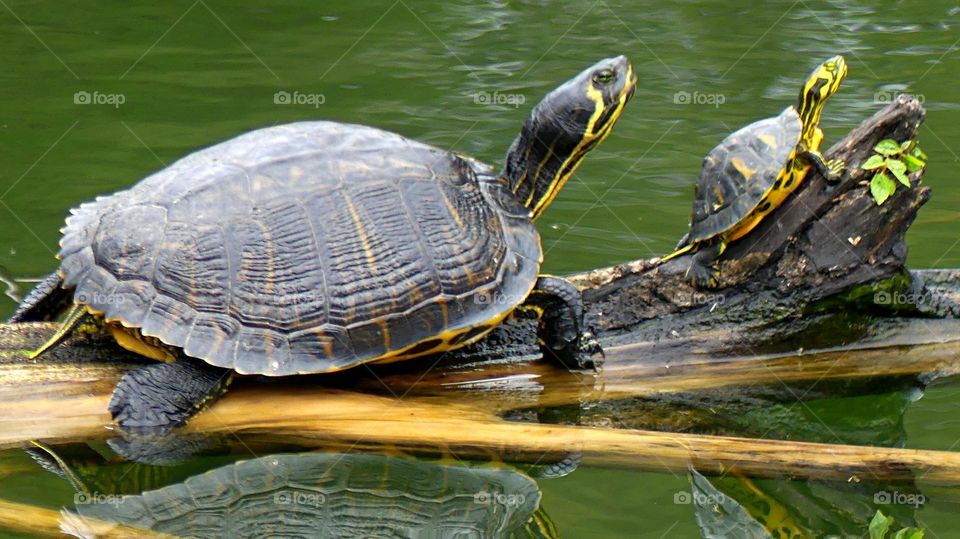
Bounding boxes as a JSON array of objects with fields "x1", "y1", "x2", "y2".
[
  {"x1": 661, "y1": 55, "x2": 848, "y2": 288},
  {"x1": 11, "y1": 55, "x2": 636, "y2": 432},
  {"x1": 33, "y1": 448, "x2": 558, "y2": 538}
]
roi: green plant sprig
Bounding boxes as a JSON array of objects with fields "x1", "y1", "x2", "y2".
[
  {"x1": 862, "y1": 138, "x2": 927, "y2": 206},
  {"x1": 869, "y1": 510, "x2": 925, "y2": 539}
]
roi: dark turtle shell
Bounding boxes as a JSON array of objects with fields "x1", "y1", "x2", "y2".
[
  {"x1": 69, "y1": 452, "x2": 546, "y2": 538},
  {"x1": 687, "y1": 107, "x2": 801, "y2": 242},
  {"x1": 58, "y1": 122, "x2": 541, "y2": 375}
]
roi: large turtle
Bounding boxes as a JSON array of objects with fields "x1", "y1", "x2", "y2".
[
  {"x1": 35, "y1": 449, "x2": 557, "y2": 538},
  {"x1": 662, "y1": 55, "x2": 848, "y2": 287},
  {"x1": 13, "y1": 56, "x2": 636, "y2": 431}
]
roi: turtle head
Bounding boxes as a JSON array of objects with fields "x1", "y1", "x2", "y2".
[
  {"x1": 502, "y1": 55, "x2": 636, "y2": 220},
  {"x1": 796, "y1": 55, "x2": 847, "y2": 137}
]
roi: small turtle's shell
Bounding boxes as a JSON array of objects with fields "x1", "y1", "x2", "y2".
[
  {"x1": 58, "y1": 122, "x2": 541, "y2": 375},
  {"x1": 71, "y1": 453, "x2": 544, "y2": 537},
  {"x1": 687, "y1": 107, "x2": 801, "y2": 243}
]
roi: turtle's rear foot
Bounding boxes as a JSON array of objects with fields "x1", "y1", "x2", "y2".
[
  {"x1": 686, "y1": 242, "x2": 722, "y2": 289},
  {"x1": 109, "y1": 358, "x2": 232, "y2": 433}
]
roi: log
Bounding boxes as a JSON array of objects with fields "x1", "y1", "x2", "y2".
[{"x1": 0, "y1": 498, "x2": 172, "y2": 539}]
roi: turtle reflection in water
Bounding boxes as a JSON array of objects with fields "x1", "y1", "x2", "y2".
[{"x1": 56, "y1": 451, "x2": 557, "y2": 538}]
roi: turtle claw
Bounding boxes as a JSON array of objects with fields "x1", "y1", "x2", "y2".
[
  {"x1": 686, "y1": 260, "x2": 721, "y2": 289},
  {"x1": 576, "y1": 331, "x2": 604, "y2": 371},
  {"x1": 824, "y1": 159, "x2": 846, "y2": 184}
]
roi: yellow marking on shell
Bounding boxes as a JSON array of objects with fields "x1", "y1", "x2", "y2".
[
  {"x1": 758, "y1": 133, "x2": 777, "y2": 148},
  {"x1": 368, "y1": 316, "x2": 504, "y2": 365},
  {"x1": 378, "y1": 320, "x2": 391, "y2": 351},
  {"x1": 109, "y1": 324, "x2": 177, "y2": 363},
  {"x1": 439, "y1": 300, "x2": 449, "y2": 328},
  {"x1": 730, "y1": 157, "x2": 756, "y2": 181},
  {"x1": 252, "y1": 175, "x2": 271, "y2": 192},
  {"x1": 530, "y1": 62, "x2": 634, "y2": 220},
  {"x1": 725, "y1": 148, "x2": 807, "y2": 243},
  {"x1": 711, "y1": 186, "x2": 725, "y2": 207},
  {"x1": 342, "y1": 193, "x2": 378, "y2": 273},
  {"x1": 437, "y1": 188, "x2": 464, "y2": 228}
]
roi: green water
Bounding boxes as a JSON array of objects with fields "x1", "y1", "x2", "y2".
[{"x1": 1, "y1": 1, "x2": 959, "y2": 537}]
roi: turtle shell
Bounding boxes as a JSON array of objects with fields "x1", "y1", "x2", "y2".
[
  {"x1": 58, "y1": 122, "x2": 541, "y2": 375},
  {"x1": 69, "y1": 452, "x2": 545, "y2": 538},
  {"x1": 687, "y1": 107, "x2": 801, "y2": 243}
]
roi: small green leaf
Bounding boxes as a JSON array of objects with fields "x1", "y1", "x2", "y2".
[
  {"x1": 903, "y1": 154, "x2": 925, "y2": 172},
  {"x1": 892, "y1": 529, "x2": 925, "y2": 539},
  {"x1": 862, "y1": 155, "x2": 886, "y2": 170},
  {"x1": 900, "y1": 140, "x2": 916, "y2": 153},
  {"x1": 911, "y1": 146, "x2": 928, "y2": 161},
  {"x1": 871, "y1": 172, "x2": 897, "y2": 205},
  {"x1": 875, "y1": 139, "x2": 902, "y2": 156},
  {"x1": 887, "y1": 159, "x2": 910, "y2": 186},
  {"x1": 869, "y1": 510, "x2": 894, "y2": 539}
]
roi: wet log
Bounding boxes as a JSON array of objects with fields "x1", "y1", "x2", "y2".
[{"x1": 0, "y1": 498, "x2": 172, "y2": 539}]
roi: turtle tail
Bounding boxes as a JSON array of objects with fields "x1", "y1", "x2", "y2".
[
  {"x1": 29, "y1": 303, "x2": 91, "y2": 359},
  {"x1": 659, "y1": 243, "x2": 695, "y2": 263}
]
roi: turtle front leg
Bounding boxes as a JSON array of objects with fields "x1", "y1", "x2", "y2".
[
  {"x1": 109, "y1": 358, "x2": 233, "y2": 433},
  {"x1": 686, "y1": 240, "x2": 724, "y2": 289},
  {"x1": 516, "y1": 276, "x2": 603, "y2": 370},
  {"x1": 801, "y1": 149, "x2": 844, "y2": 183}
]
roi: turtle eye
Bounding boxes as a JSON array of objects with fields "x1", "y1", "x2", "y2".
[{"x1": 592, "y1": 69, "x2": 614, "y2": 85}]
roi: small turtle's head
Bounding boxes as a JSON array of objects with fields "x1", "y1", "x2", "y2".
[
  {"x1": 796, "y1": 55, "x2": 847, "y2": 135},
  {"x1": 502, "y1": 55, "x2": 636, "y2": 219}
]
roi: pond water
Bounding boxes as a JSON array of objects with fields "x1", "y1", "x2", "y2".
[{"x1": 1, "y1": 1, "x2": 959, "y2": 537}]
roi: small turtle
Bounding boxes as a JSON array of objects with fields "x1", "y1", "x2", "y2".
[
  {"x1": 12, "y1": 56, "x2": 636, "y2": 431},
  {"x1": 662, "y1": 55, "x2": 848, "y2": 287}
]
